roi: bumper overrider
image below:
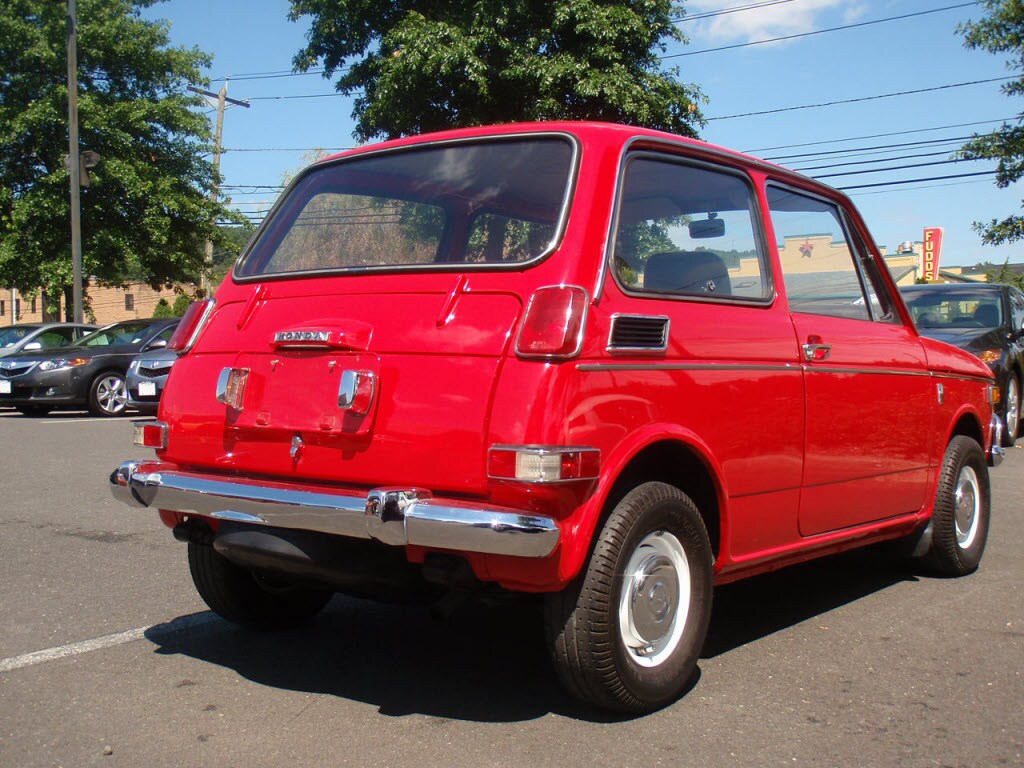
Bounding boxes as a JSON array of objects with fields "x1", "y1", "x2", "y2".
[{"x1": 110, "y1": 461, "x2": 560, "y2": 558}]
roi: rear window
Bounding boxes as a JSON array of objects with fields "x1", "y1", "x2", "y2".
[{"x1": 236, "y1": 137, "x2": 576, "y2": 278}]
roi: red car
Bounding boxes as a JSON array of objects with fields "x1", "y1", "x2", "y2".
[{"x1": 111, "y1": 122, "x2": 1002, "y2": 713}]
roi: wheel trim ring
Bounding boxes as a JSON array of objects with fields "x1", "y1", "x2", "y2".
[
  {"x1": 97, "y1": 376, "x2": 127, "y2": 413},
  {"x1": 617, "y1": 531, "x2": 690, "y2": 668},
  {"x1": 954, "y1": 465, "x2": 981, "y2": 549}
]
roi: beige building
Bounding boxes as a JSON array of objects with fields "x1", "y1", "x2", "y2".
[{"x1": 2, "y1": 279, "x2": 187, "y2": 326}]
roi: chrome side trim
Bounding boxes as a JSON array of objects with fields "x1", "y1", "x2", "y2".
[
  {"x1": 805, "y1": 366, "x2": 933, "y2": 378},
  {"x1": 577, "y1": 362, "x2": 800, "y2": 373},
  {"x1": 109, "y1": 462, "x2": 559, "y2": 558}
]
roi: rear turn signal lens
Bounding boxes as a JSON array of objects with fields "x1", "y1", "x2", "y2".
[
  {"x1": 488, "y1": 446, "x2": 600, "y2": 483},
  {"x1": 133, "y1": 420, "x2": 168, "y2": 449},
  {"x1": 216, "y1": 367, "x2": 250, "y2": 411},
  {"x1": 166, "y1": 299, "x2": 215, "y2": 353},
  {"x1": 515, "y1": 286, "x2": 588, "y2": 359}
]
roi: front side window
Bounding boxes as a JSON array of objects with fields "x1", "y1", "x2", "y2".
[
  {"x1": 612, "y1": 156, "x2": 769, "y2": 300},
  {"x1": 768, "y1": 186, "x2": 878, "y2": 321},
  {"x1": 236, "y1": 137, "x2": 575, "y2": 278}
]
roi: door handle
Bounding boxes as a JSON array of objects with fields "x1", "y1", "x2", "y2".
[{"x1": 802, "y1": 336, "x2": 832, "y2": 362}]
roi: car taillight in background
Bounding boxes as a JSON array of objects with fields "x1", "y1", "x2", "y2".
[
  {"x1": 166, "y1": 299, "x2": 215, "y2": 353},
  {"x1": 515, "y1": 285, "x2": 588, "y2": 359}
]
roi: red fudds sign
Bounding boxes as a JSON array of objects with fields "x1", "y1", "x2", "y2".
[{"x1": 922, "y1": 227, "x2": 943, "y2": 281}]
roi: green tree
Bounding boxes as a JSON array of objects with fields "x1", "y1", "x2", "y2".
[
  {"x1": 985, "y1": 259, "x2": 1024, "y2": 289},
  {"x1": 0, "y1": 0, "x2": 241, "y2": 317},
  {"x1": 958, "y1": 1, "x2": 1024, "y2": 244},
  {"x1": 151, "y1": 297, "x2": 173, "y2": 318},
  {"x1": 288, "y1": 0, "x2": 705, "y2": 142}
]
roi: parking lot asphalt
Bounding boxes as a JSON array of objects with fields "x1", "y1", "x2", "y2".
[{"x1": 1, "y1": 409, "x2": 1021, "y2": 767}]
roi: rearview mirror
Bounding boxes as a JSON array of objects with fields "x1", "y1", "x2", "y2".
[
  {"x1": 688, "y1": 216, "x2": 725, "y2": 239},
  {"x1": 22, "y1": 342, "x2": 42, "y2": 351},
  {"x1": 146, "y1": 339, "x2": 168, "y2": 350}
]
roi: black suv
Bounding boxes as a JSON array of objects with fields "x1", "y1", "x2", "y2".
[
  {"x1": 902, "y1": 282, "x2": 1024, "y2": 445},
  {"x1": 0, "y1": 319, "x2": 178, "y2": 416}
]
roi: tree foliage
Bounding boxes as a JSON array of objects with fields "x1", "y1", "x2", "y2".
[
  {"x1": 958, "y1": 0, "x2": 1024, "y2": 245},
  {"x1": 0, "y1": 0, "x2": 241, "y2": 312},
  {"x1": 288, "y1": 0, "x2": 705, "y2": 141},
  {"x1": 985, "y1": 259, "x2": 1024, "y2": 288}
]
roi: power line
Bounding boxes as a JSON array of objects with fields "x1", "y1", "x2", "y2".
[
  {"x1": 767, "y1": 135, "x2": 972, "y2": 163},
  {"x1": 791, "y1": 148, "x2": 962, "y2": 173},
  {"x1": 847, "y1": 177, "x2": 993, "y2": 197},
  {"x1": 814, "y1": 157, "x2": 972, "y2": 180},
  {"x1": 664, "y1": 2, "x2": 981, "y2": 58},
  {"x1": 837, "y1": 169, "x2": 996, "y2": 191},
  {"x1": 708, "y1": 76, "x2": 1014, "y2": 121},
  {"x1": 673, "y1": 0, "x2": 797, "y2": 23},
  {"x1": 743, "y1": 117, "x2": 1018, "y2": 153}
]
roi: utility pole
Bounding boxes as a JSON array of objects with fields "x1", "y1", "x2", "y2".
[
  {"x1": 66, "y1": 0, "x2": 83, "y2": 323},
  {"x1": 188, "y1": 84, "x2": 249, "y2": 294}
]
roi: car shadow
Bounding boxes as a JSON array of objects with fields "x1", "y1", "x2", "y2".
[{"x1": 144, "y1": 547, "x2": 917, "y2": 722}]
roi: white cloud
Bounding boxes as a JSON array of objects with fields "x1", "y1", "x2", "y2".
[{"x1": 685, "y1": 0, "x2": 864, "y2": 44}]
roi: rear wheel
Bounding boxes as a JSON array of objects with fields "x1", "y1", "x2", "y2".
[
  {"x1": 920, "y1": 436, "x2": 990, "y2": 576},
  {"x1": 188, "y1": 542, "x2": 332, "y2": 629},
  {"x1": 16, "y1": 405, "x2": 52, "y2": 417},
  {"x1": 545, "y1": 482, "x2": 713, "y2": 713},
  {"x1": 1001, "y1": 375, "x2": 1020, "y2": 447},
  {"x1": 88, "y1": 372, "x2": 128, "y2": 416}
]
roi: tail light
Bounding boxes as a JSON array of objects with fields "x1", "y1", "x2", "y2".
[
  {"x1": 515, "y1": 285, "x2": 588, "y2": 359},
  {"x1": 133, "y1": 420, "x2": 168, "y2": 449},
  {"x1": 166, "y1": 299, "x2": 215, "y2": 353},
  {"x1": 489, "y1": 446, "x2": 600, "y2": 483}
]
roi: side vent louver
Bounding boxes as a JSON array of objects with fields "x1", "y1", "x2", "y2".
[{"x1": 608, "y1": 314, "x2": 670, "y2": 352}]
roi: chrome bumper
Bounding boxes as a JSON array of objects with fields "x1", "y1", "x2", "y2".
[
  {"x1": 110, "y1": 461, "x2": 560, "y2": 558},
  {"x1": 990, "y1": 416, "x2": 1005, "y2": 467}
]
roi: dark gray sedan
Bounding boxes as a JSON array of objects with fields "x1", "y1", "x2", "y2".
[{"x1": 0, "y1": 319, "x2": 178, "y2": 416}]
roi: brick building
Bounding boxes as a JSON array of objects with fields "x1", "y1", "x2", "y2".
[{"x1": 2, "y1": 280, "x2": 187, "y2": 326}]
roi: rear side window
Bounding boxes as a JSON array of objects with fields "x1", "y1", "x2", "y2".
[
  {"x1": 236, "y1": 137, "x2": 575, "y2": 278},
  {"x1": 611, "y1": 156, "x2": 769, "y2": 301}
]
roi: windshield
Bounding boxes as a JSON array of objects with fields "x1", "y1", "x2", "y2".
[
  {"x1": 903, "y1": 290, "x2": 1003, "y2": 329},
  {"x1": 0, "y1": 327, "x2": 33, "y2": 347},
  {"x1": 78, "y1": 321, "x2": 156, "y2": 347},
  {"x1": 236, "y1": 136, "x2": 575, "y2": 278}
]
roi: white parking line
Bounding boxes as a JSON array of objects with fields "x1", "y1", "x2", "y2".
[
  {"x1": 0, "y1": 613, "x2": 219, "y2": 673},
  {"x1": 38, "y1": 417, "x2": 137, "y2": 424}
]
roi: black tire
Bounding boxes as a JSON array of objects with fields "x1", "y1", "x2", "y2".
[
  {"x1": 88, "y1": 372, "x2": 128, "y2": 416},
  {"x1": 921, "y1": 436, "x2": 990, "y2": 576},
  {"x1": 544, "y1": 482, "x2": 713, "y2": 714},
  {"x1": 1001, "y1": 375, "x2": 1020, "y2": 447},
  {"x1": 16, "y1": 405, "x2": 52, "y2": 417},
  {"x1": 188, "y1": 542, "x2": 332, "y2": 629}
]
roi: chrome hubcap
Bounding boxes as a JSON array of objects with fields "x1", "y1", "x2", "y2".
[
  {"x1": 97, "y1": 376, "x2": 127, "y2": 414},
  {"x1": 618, "y1": 531, "x2": 689, "y2": 667},
  {"x1": 954, "y1": 465, "x2": 981, "y2": 549}
]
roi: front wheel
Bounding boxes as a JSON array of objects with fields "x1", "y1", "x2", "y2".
[
  {"x1": 1001, "y1": 375, "x2": 1020, "y2": 447},
  {"x1": 920, "y1": 436, "x2": 991, "y2": 576},
  {"x1": 88, "y1": 372, "x2": 128, "y2": 416},
  {"x1": 544, "y1": 482, "x2": 713, "y2": 713},
  {"x1": 188, "y1": 542, "x2": 332, "y2": 629}
]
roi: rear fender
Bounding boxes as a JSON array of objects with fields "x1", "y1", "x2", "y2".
[{"x1": 555, "y1": 423, "x2": 728, "y2": 585}]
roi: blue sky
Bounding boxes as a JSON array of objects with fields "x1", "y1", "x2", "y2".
[{"x1": 142, "y1": 0, "x2": 1024, "y2": 266}]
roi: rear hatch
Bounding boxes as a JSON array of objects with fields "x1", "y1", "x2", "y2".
[{"x1": 161, "y1": 133, "x2": 578, "y2": 497}]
